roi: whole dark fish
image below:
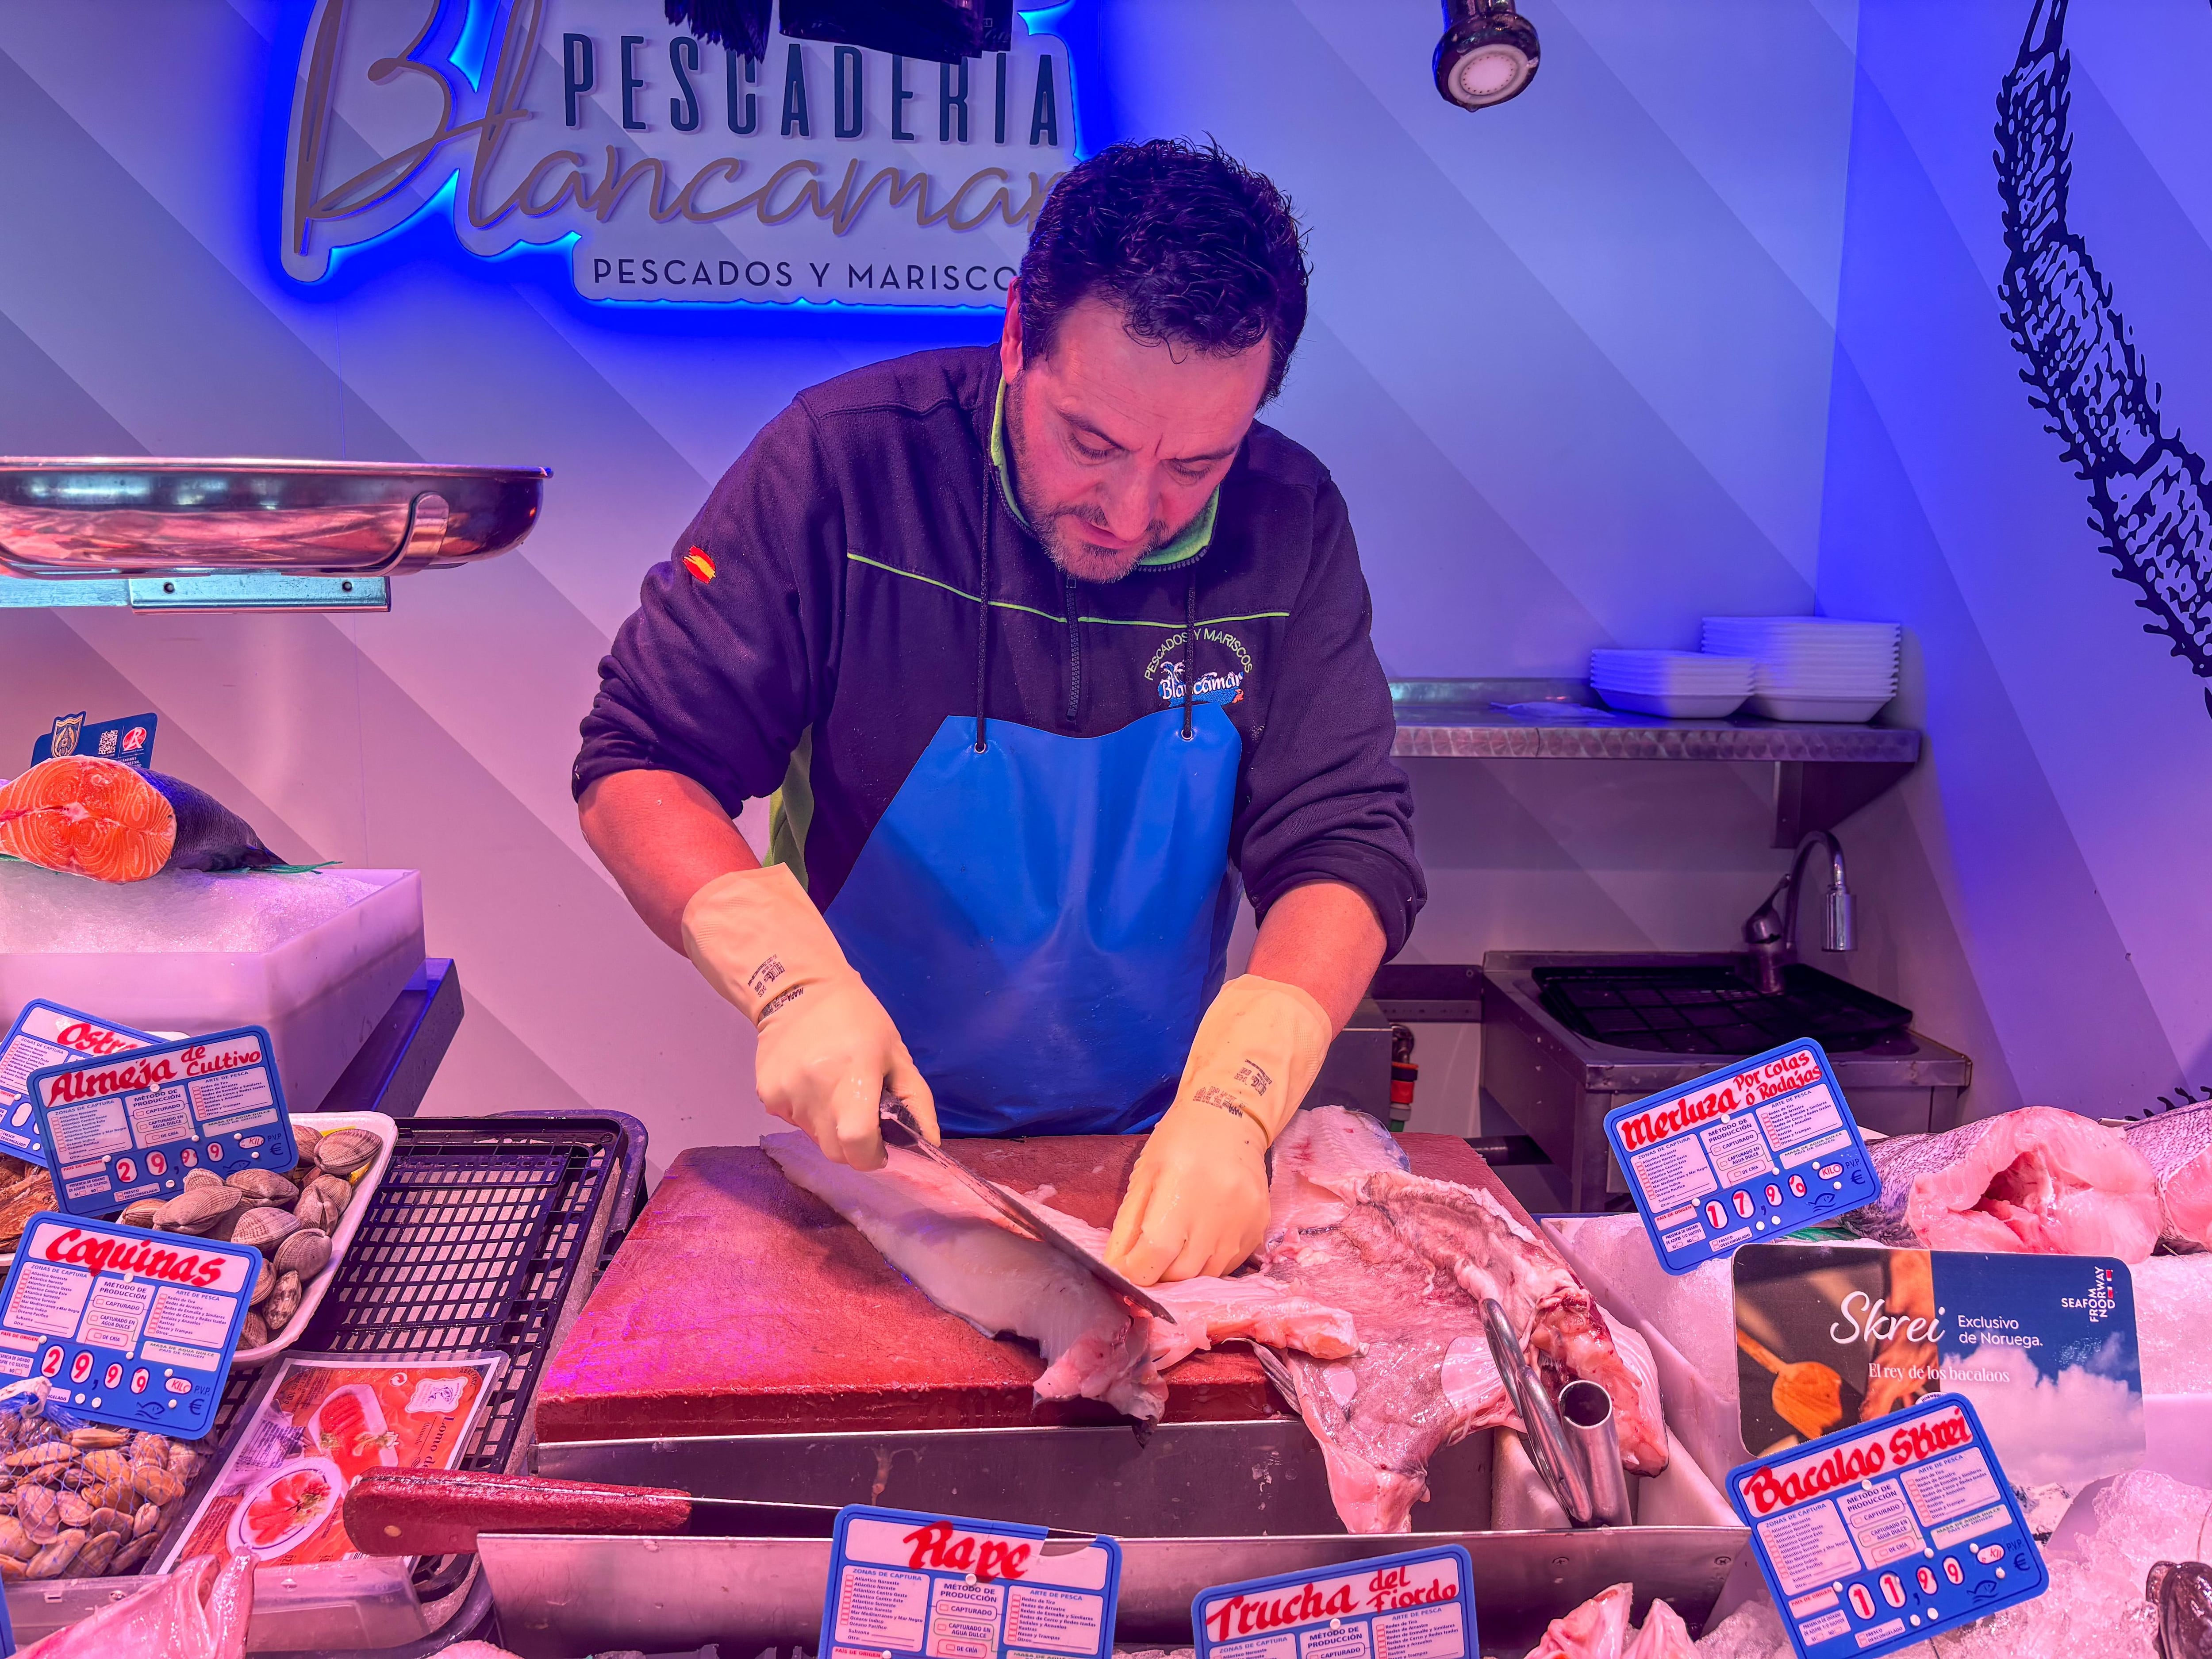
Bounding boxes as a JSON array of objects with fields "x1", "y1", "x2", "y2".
[
  {"x1": 2148, "y1": 1560, "x2": 2212, "y2": 1659},
  {"x1": 0, "y1": 756, "x2": 282, "y2": 882}
]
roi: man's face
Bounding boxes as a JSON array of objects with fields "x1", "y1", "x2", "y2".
[{"x1": 999, "y1": 290, "x2": 1271, "y2": 584}]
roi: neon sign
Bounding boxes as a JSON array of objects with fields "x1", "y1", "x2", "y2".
[{"x1": 282, "y1": 0, "x2": 1077, "y2": 307}]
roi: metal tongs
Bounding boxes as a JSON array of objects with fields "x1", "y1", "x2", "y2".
[
  {"x1": 878, "y1": 1093, "x2": 1174, "y2": 1321},
  {"x1": 1482, "y1": 1298, "x2": 1632, "y2": 1528}
]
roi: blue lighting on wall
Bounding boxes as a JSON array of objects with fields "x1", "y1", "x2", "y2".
[{"x1": 261, "y1": 0, "x2": 1100, "y2": 346}]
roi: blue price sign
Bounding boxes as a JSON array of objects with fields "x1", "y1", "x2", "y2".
[
  {"x1": 1603, "y1": 1040, "x2": 1875, "y2": 1275},
  {"x1": 0, "y1": 1002, "x2": 161, "y2": 1162},
  {"x1": 1727, "y1": 1394, "x2": 2047, "y2": 1659},
  {"x1": 0, "y1": 1212, "x2": 260, "y2": 1440},
  {"x1": 1193, "y1": 1545, "x2": 1477, "y2": 1659},
  {"x1": 27, "y1": 1027, "x2": 297, "y2": 1217},
  {"x1": 819, "y1": 1506, "x2": 1121, "y2": 1659}
]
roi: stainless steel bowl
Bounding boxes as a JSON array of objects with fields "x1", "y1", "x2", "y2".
[{"x1": 0, "y1": 458, "x2": 549, "y2": 578}]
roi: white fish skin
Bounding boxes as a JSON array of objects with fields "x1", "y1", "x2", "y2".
[
  {"x1": 1519, "y1": 1581, "x2": 1632, "y2": 1659},
  {"x1": 762, "y1": 1133, "x2": 1164, "y2": 1421},
  {"x1": 1853, "y1": 1106, "x2": 2162, "y2": 1260},
  {"x1": 2125, "y1": 1100, "x2": 2212, "y2": 1252},
  {"x1": 1022, "y1": 1196, "x2": 1359, "y2": 1368}
]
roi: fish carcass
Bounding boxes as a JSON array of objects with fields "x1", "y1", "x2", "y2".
[
  {"x1": 2126, "y1": 1101, "x2": 2212, "y2": 1253},
  {"x1": 1258, "y1": 1107, "x2": 1669, "y2": 1534},
  {"x1": 1850, "y1": 1106, "x2": 2162, "y2": 1261},
  {"x1": 762, "y1": 1133, "x2": 1165, "y2": 1421},
  {"x1": 1517, "y1": 1585, "x2": 1696, "y2": 1659}
]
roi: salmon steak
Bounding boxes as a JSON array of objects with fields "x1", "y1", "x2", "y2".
[{"x1": 0, "y1": 756, "x2": 281, "y2": 883}]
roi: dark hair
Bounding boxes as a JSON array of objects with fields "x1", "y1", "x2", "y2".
[{"x1": 1018, "y1": 139, "x2": 1310, "y2": 402}]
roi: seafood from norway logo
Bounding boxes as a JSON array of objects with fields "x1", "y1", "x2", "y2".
[
  {"x1": 1145, "y1": 626, "x2": 1252, "y2": 706},
  {"x1": 2060, "y1": 1264, "x2": 2119, "y2": 1324}
]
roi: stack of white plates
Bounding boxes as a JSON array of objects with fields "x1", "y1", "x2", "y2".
[
  {"x1": 1588, "y1": 650, "x2": 1755, "y2": 718},
  {"x1": 1701, "y1": 617, "x2": 1901, "y2": 722}
]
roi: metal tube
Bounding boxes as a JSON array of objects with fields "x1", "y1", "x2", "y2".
[
  {"x1": 1482, "y1": 1299, "x2": 1593, "y2": 1526},
  {"x1": 1556, "y1": 1379, "x2": 1633, "y2": 1528}
]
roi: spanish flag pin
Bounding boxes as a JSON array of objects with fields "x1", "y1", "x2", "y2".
[{"x1": 682, "y1": 546, "x2": 716, "y2": 582}]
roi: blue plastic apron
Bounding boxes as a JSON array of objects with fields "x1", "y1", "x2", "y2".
[{"x1": 824, "y1": 700, "x2": 1241, "y2": 1137}]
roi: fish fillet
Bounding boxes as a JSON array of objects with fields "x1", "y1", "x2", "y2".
[
  {"x1": 1851, "y1": 1106, "x2": 2162, "y2": 1261},
  {"x1": 2125, "y1": 1101, "x2": 2212, "y2": 1253},
  {"x1": 1259, "y1": 1108, "x2": 1668, "y2": 1534},
  {"x1": 762, "y1": 1133, "x2": 1164, "y2": 1421},
  {"x1": 1021, "y1": 1195, "x2": 1359, "y2": 1368}
]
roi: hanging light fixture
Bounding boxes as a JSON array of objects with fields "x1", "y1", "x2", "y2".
[{"x1": 1434, "y1": 0, "x2": 1540, "y2": 110}]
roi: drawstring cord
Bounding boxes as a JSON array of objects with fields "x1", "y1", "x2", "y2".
[
  {"x1": 1182, "y1": 577, "x2": 1198, "y2": 739},
  {"x1": 975, "y1": 471, "x2": 995, "y2": 752}
]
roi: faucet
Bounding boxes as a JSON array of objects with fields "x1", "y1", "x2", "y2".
[{"x1": 1742, "y1": 830, "x2": 1855, "y2": 996}]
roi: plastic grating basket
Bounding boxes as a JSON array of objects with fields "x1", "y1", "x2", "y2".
[{"x1": 201, "y1": 1116, "x2": 626, "y2": 1603}]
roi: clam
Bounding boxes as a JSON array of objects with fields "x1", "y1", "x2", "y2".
[
  {"x1": 53, "y1": 1490, "x2": 92, "y2": 1529},
  {"x1": 250, "y1": 1256, "x2": 273, "y2": 1306},
  {"x1": 274, "y1": 1228, "x2": 331, "y2": 1282},
  {"x1": 81, "y1": 1450, "x2": 131, "y2": 1489},
  {"x1": 117, "y1": 1198, "x2": 161, "y2": 1230},
  {"x1": 130, "y1": 1463, "x2": 184, "y2": 1508},
  {"x1": 239, "y1": 1312, "x2": 269, "y2": 1350},
  {"x1": 182, "y1": 1168, "x2": 224, "y2": 1190},
  {"x1": 291, "y1": 1123, "x2": 323, "y2": 1165},
  {"x1": 315, "y1": 1127, "x2": 380, "y2": 1177},
  {"x1": 68, "y1": 1428, "x2": 128, "y2": 1451},
  {"x1": 0, "y1": 1517, "x2": 35, "y2": 1560},
  {"x1": 231, "y1": 1206, "x2": 302, "y2": 1256},
  {"x1": 85, "y1": 1505, "x2": 127, "y2": 1539},
  {"x1": 72, "y1": 1529, "x2": 119, "y2": 1576},
  {"x1": 4, "y1": 1441, "x2": 72, "y2": 1473},
  {"x1": 128, "y1": 1433, "x2": 169, "y2": 1469},
  {"x1": 111, "y1": 1532, "x2": 157, "y2": 1574},
  {"x1": 15, "y1": 1486, "x2": 58, "y2": 1544},
  {"x1": 166, "y1": 1448, "x2": 203, "y2": 1482},
  {"x1": 81, "y1": 1481, "x2": 127, "y2": 1513},
  {"x1": 295, "y1": 1184, "x2": 343, "y2": 1233},
  {"x1": 265, "y1": 1270, "x2": 303, "y2": 1332},
  {"x1": 0, "y1": 1555, "x2": 23, "y2": 1582},
  {"x1": 26, "y1": 1527, "x2": 84, "y2": 1579},
  {"x1": 225, "y1": 1168, "x2": 299, "y2": 1206},
  {"x1": 152, "y1": 1186, "x2": 242, "y2": 1236},
  {"x1": 131, "y1": 1500, "x2": 161, "y2": 1539}
]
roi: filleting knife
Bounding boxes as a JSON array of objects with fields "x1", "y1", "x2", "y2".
[{"x1": 878, "y1": 1093, "x2": 1175, "y2": 1322}]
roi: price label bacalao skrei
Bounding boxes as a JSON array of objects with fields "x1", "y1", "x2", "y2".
[{"x1": 1728, "y1": 1394, "x2": 2047, "y2": 1659}]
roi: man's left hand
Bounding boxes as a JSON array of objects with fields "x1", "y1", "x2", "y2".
[{"x1": 1106, "y1": 975, "x2": 1331, "y2": 1284}]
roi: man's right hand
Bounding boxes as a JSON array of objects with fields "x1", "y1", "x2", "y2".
[{"x1": 682, "y1": 865, "x2": 938, "y2": 1168}]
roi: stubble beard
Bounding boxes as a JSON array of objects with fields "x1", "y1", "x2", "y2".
[{"x1": 1002, "y1": 376, "x2": 1183, "y2": 584}]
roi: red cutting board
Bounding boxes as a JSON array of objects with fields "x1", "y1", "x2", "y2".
[{"x1": 535, "y1": 1131, "x2": 1527, "y2": 1443}]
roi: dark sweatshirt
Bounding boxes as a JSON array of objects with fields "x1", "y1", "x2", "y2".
[{"x1": 574, "y1": 344, "x2": 1424, "y2": 957}]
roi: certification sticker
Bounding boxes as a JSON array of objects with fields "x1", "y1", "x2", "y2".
[
  {"x1": 27, "y1": 1027, "x2": 298, "y2": 1217},
  {"x1": 0, "y1": 1001, "x2": 160, "y2": 1162},
  {"x1": 0, "y1": 1212, "x2": 260, "y2": 1439},
  {"x1": 1604, "y1": 1040, "x2": 1876, "y2": 1275},
  {"x1": 1727, "y1": 1393, "x2": 2047, "y2": 1659},
  {"x1": 820, "y1": 1506, "x2": 1121, "y2": 1659},
  {"x1": 1193, "y1": 1544, "x2": 1477, "y2": 1659}
]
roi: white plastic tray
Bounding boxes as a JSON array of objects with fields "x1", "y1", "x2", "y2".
[{"x1": 232, "y1": 1110, "x2": 398, "y2": 1368}]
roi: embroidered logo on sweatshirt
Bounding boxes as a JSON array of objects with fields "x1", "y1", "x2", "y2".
[
  {"x1": 1145, "y1": 627, "x2": 1252, "y2": 706},
  {"x1": 682, "y1": 546, "x2": 717, "y2": 582}
]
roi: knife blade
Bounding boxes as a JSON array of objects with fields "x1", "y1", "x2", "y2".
[{"x1": 878, "y1": 1093, "x2": 1175, "y2": 1322}]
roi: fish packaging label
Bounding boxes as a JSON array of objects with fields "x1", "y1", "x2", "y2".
[
  {"x1": 1604, "y1": 1040, "x2": 1876, "y2": 1275},
  {"x1": 0, "y1": 1211, "x2": 260, "y2": 1439},
  {"x1": 821, "y1": 1506, "x2": 1122, "y2": 1659},
  {"x1": 33, "y1": 710, "x2": 156, "y2": 769},
  {"x1": 1733, "y1": 1244, "x2": 2143, "y2": 1523},
  {"x1": 1192, "y1": 1545, "x2": 1477, "y2": 1659},
  {"x1": 26, "y1": 1026, "x2": 298, "y2": 1217},
  {"x1": 0, "y1": 1000, "x2": 161, "y2": 1162},
  {"x1": 1727, "y1": 1393, "x2": 2047, "y2": 1659}
]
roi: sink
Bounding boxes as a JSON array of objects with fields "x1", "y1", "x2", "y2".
[
  {"x1": 1532, "y1": 960, "x2": 1912, "y2": 1056},
  {"x1": 1478, "y1": 952, "x2": 1971, "y2": 1212}
]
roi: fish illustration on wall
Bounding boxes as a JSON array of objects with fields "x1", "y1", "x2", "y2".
[{"x1": 1997, "y1": 0, "x2": 2212, "y2": 713}]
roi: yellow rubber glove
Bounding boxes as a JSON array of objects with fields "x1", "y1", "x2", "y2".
[
  {"x1": 682, "y1": 864, "x2": 937, "y2": 1170},
  {"x1": 1106, "y1": 974, "x2": 1332, "y2": 1285}
]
